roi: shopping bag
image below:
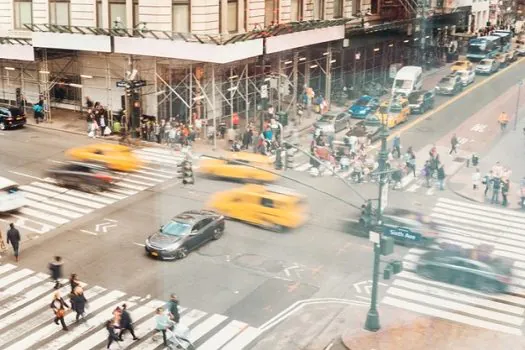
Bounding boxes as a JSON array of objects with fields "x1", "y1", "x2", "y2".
[{"x1": 104, "y1": 127, "x2": 111, "y2": 136}]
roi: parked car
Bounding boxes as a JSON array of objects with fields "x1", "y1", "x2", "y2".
[
  {"x1": 450, "y1": 60, "x2": 473, "y2": 73},
  {"x1": 475, "y1": 58, "x2": 500, "y2": 74},
  {"x1": 46, "y1": 162, "x2": 115, "y2": 192},
  {"x1": 313, "y1": 111, "x2": 351, "y2": 133},
  {"x1": 0, "y1": 177, "x2": 26, "y2": 213},
  {"x1": 0, "y1": 106, "x2": 26, "y2": 130},
  {"x1": 408, "y1": 90, "x2": 435, "y2": 114},
  {"x1": 416, "y1": 249, "x2": 512, "y2": 293},
  {"x1": 145, "y1": 210, "x2": 225, "y2": 260},
  {"x1": 345, "y1": 118, "x2": 382, "y2": 143},
  {"x1": 348, "y1": 95, "x2": 380, "y2": 119},
  {"x1": 494, "y1": 53, "x2": 509, "y2": 68},
  {"x1": 455, "y1": 70, "x2": 476, "y2": 86},
  {"x1": 435, "y1": 74, "x2": 463, "y2": 95}
]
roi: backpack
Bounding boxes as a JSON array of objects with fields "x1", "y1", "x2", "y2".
[{"x1": 33, "y1": 104, "x2": 43, "y2": 113}]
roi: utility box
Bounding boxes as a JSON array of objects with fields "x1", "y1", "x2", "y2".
[{"x1": 380, "y1": 237, "x2": 395, "y2": 256}]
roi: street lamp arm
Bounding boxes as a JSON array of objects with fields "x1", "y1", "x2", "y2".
[{"x1": 202, "y1": 154, "x2": 361, "y2": 210}]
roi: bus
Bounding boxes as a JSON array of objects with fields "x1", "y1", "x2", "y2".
[
  {"x1": 491, "y1": 30, "x2": 513, "y2": 52},
  {"x1": 466, "y1": 36, "x2": 502, "y2": 61}
]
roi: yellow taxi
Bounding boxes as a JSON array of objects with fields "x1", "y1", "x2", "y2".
[
  {"x1": 374, "y1": 99, "x2": 409, "y2": 129},
  {"x1": 450, "y1": 60, "x2": 473, "y2": 72},
  {"x1": 199, "y1": 152, "x2": 277, "y2": 183},
  {"x1": 207, "y1": 184, "x2": 308, "y2": 231},
  {"x1": 65, "y1": 143, "x2": 142, "y2": 172}
]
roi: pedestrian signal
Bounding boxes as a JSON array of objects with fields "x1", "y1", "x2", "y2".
[
  {"x1": 286, "y1": 149, "x2": 295, "y2": 169},
  {"x1": 177, "y1": 160, "x2": 194, "y2": 185}
]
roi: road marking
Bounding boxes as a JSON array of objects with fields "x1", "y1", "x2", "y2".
[
  {"x1": 80, "y1": 229, "x2": 98, "y2": 236},
  {"x1": 0, "y1": 268, "x2": 33, "y2": 289},
  {"x1": 133, "y1": 242, "x2": 145, "y2": 247},
  {"x1": 426, "y1": 187, "x2": 435, "y2": 196},
  {"x1": 470, "y1": 123, "x2": 488, "y2": 132},
  {"x1": 8, "y1": 171, "x2": 43, "y2": 181},
  {"x1": 221, "y1": 327, "x2": 263, "y2": 350}
]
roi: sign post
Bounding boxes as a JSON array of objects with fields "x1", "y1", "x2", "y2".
[{"x1": 514, "y1": 80, "x2": 523, "y2": 131}]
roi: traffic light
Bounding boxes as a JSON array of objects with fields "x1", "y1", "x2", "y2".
[
  {"x1": 286, "y1": 149, "x2": 295, "y2": 169},
  {"x1": 177, "y1": 160, "x2": 194, "y2": 185}
]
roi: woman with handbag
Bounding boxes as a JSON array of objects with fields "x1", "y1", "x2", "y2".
[{"x1": 50, "y1": 291, "x2": 70, "y2": 331}]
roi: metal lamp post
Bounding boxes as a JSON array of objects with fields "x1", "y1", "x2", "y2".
[
  {"x1": 514, "y1": 80, "x2": 523, "y2": 131},
  {"x1": 364, "y1": 96, "x2": 391, "y2": 332}
]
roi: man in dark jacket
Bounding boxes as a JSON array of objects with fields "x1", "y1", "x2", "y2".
[
  {"x1": 118, "y1": 303, "x2": 139, "y2": 341},
  {"x1": 71, "y1": 287, "x2": 87, "y2": 322},
  {"x1": 49, "y1": 256, "x2": 63, "y2": 289},
  {"x1": 6, "y1": 223, "x2": 20, "y2": 262},
  {"x1": 168, "y1": 294, "x2": 180, "y2": 323}
]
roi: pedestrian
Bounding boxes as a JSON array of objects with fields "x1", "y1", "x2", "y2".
[
  {"x1": 498, "y1": 111, "x2": 509, "y2": 131},
  {"x1": 392, "y1": 134, "x2": 401, "y2": 158},
  {"x1": 50, "y1": 291, "x2": 70, "y2": 331},
  {"x1": 472, "y1": 168, "x2": 481, "y2": 190},
  {"x1": 491, "y1": 177, "x2": 501, "y2": 204},
  {"x1": 437, "y1": 165, "x2": 446, "y2": 190},
  {"x1": 424, "y1": 161, "x2": 432, "y2": 188},
  {"x1": 483, "y1": 170, "x2": 493, "y2": 197},
  {"x1": 113, "y1": 306, "x2": 122, "y2": 327},
  {"x1": 449, "y1": 133, "x2": 459, "y2": 155},
  {"x1": 6, "y1": 223, "x2": 20, "y2": 262},
  {"x1": 71, "y1": 286, "x2": 88, "y2": 323},
  {"x1": 48, "y1": 256, "x2": 63, "y2": 289},
  {"x1": 167, "y1": 294, "x2": 180, "y2": 323},
  {"x1": 105, "y1": 319, "x2": 120, "y2": 349},
  {"x1": 118, "y1": 303, "x2": 139, "y2": 341},
  {"x1": 155, "y1": 307, "x2": 171, "y2": 346},
  {"x1": 502, "y1": 179, "x2": 510, "y2": 207}
]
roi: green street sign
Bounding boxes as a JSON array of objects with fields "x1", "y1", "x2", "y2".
[{"x1": 383, "y1": 226, "x2": 422, "y2": 242}]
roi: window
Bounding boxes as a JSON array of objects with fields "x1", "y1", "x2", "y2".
[
  {"x1": 49, "y1": 0, "x2": 70, "y2": 25},
  {"x1": 96, "y1": 0, "x2": 103, "y2": 28},
  {"x1": 261, "y1": 198, "x2": 274, "y2": 208},
  {"x1": 313, "y1": 0, "x2": 323, "y2": 19},
  {"x1": 14, "y1": 0, "x2": 33, "y2": 29},
  {"x1": 265, "y1": 0, "x2": 278, "y2": 26},
  {"x1": 333, "y1": 0, "x2": 342, "y2": 18},
  {"x1": 172, "y1": 0, "x2": 189, "y2": 33},
  {"x1": 290, "y1": 0, "x2": 302, "y2": 21},
  {"x1": 109, "y1": 0, "x2": 127, "y2": 28},
  {"x1": 227, "y1": 0, "x2": 238, "y2": 33}
]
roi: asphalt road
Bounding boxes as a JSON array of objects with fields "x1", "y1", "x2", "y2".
[{"x1": 0, "y1": 58, "x2": 524, "y2": 350}]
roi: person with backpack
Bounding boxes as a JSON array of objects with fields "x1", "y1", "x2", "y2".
[{"x1": 33, "y1": 97, "x2": 44, "y2": 123}]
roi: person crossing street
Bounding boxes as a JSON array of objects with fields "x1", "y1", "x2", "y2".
[
  {"x1": 118, "y1": 303, "x2": 139, "y2": 341},
  {"x1": 49, "y1": 256, "x2": 63, "y2": 289},
  {"x1": 498, "y1": 111, "x2": 509, "y2": 131},
  {"x1": 50, "y1": 291, "x2": 70, "y2": 331},
  {"x1": 449, "y1": 134, "x2": 459, "y2": 155},
  {"x1": 6, "y1": 223, "x2": 20, "y2": 262}
]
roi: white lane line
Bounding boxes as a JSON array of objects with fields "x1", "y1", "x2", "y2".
[
  {"x1": 431, "y1": 213, "x2": 524, "y2": 236},
  {"x1": 438, "y1": 197, "x2": 525, "y2": 220},
  {"x1": 135, "y1": 168, "x2": 174, "y2": 179},
  {"x1": 0, "y1": 264, "x2": 17, "y2": 275},
  {"x1": 115, "y1": 181, "x2": 148, "y2": 191},
  {"x1": 125, "y1": 172, "x2": 166, "y2": 182},
  {"x1": 110, "y1": 187, "x2": 139, "y2": 196},
  {"x1": 0, "y1": 280, "x2": 56, "y2": 319},
  {"x1": 294, "y1": 163, "x2": 312, "y2": 172},
  {"x1": 31, "y1": 182, "x2": 115, "y2": 205},
  {"x1": 399, "y1": 174, "x2": 414, "y2": 188},
  {"x1": 2, "y1": 215, "x2": 55, "y2": 235},
  {"x1": 406, "y1": 184, "x2": 419, "y2": 192},
  {"x1": 67, "y1": 299, "x2": 165, "y2": 350},
  {"x1": 137, "y1": 153, "x2": 181, "y2": 166},
  {"x1": 0, "y1": 273, "x2": 48, "y2": 302},
  {"x1": 3, "y1": 289, "x2": 124, "y2": 350},
  {"x1": 426, "y1": 187, "x2": 435, "y2": 196},
  {"x1": 18, "y1": 207, "x2": 70, "y2": 225},
  {"x1": 189, "y1": 314, "x2": 228, "y2": 342},
  {"x1": 25, "y1": 200, "x2": 83, "y2": 219},
  {"x1": 80, "y1": 230, "x2": 98, "y2": 236},
  {"x1": 24, "y1": 193, "x2": 92, "y2": 214},
  {"x1": 198, "y1": 320, "x2": 247, "y2": 350},
  {"x1": 139, "y1": 165, "x2": 177, "y2": 175},
  {"x1": 115, "y1": 177, "x2": 155, "y2": 187},
  {"x1": 221, "y1": 327, "x2": 263, "y2": 350},
  {"x1": 138, "y1": 147, "x2": 183, "y2": 156},
  {"x1": 0, "y1": 269, "x2": 34, "y2": 289},
  {"x1": 135, "y1": 149, "x2": 186, "y2": 164},
  {"x1": 8, "y1": 171, "x2": 43, "y2": 181},
  {"x1": 20, "y1": 185, "x2": 105, "y2": 209},
  {"x1": 382, "y1": 296, "x2": 522, "y2": 335},
  {"x1": 38, "y1": 298, "x2": 135, "y2": 350},
  {"x1": 433, "y1": 205, "x2": 525, "y2": 231}
]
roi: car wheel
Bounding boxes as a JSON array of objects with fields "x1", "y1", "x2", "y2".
[
  {"x1": 0, "y1": 123, "x2": 5, "y2": 130},
  {"x1": 176, "y1": 247, "x2": 188, "y2": 259},
  {"x1": 212, "y1": 226, "x2": 224, "y2": 240}
]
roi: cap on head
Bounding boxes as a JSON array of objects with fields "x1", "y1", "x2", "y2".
[{"x1": 9, "y1": 223, "x2": 14, "y2": 228}]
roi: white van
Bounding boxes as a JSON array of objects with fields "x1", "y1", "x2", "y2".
[
  {"x1": 392, "y1": 66, "x2": 423, "y2": 96},
  {"x1": 0, "y1": 177, "x2": 26, "y2": 212}
]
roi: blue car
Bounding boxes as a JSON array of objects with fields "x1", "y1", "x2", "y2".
[{"x1": 348, "y1": 95, "x2": 380, "y2": 119}]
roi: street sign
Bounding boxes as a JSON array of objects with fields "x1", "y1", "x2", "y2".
[
  {"x1": 261, "y1": 84, "x2": 268, "y2": 99},
  {"x1": 369, "y1": 230, "x2": 381, "y2": 244},
  {"x1": 383, "y1": 226, "x2": 422, "y2": 242},
  {"x1": 131, "y1": 80, "x2": 147, "y2": 88},
  {"x1": 116, "y1": 80, "x2": 129, "y2": 88}
]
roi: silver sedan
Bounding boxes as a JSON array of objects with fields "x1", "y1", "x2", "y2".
[{"x1": 314, "y1": 111, "x2": 351, "y2": 133}]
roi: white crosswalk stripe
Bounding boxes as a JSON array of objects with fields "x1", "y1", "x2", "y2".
[
  {"x1": 382, "y1": 197, "x2": 525, "y2": 336},
  {"x1": 0, "y1": 265, "x2": 261, "y2": 350},
  {"x1": 0, "y1": 147, "x2": 192, "y2": 239}
]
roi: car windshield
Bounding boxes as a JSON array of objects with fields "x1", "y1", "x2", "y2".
[
  {"x1": 355, "y1": 97, "x2": 369, "y2": 106},
  {"x1": 408, "y1": 93, "x2": 423, "y2": 103},
  {"x1": 479, "y1": 60, "x2": 490, "y2": 65},
  {"x1": 319, "y1": 115, "x2": 336, "y2": 122},
  {"x1": 161, "y1": 221, "x2": 192, "y2": 236},
  {"x1": 364, "y1": 115, "x2": 380, "y2": 125},
  {"x1": 439, "y1": 78, "x2": 452, "y2": 85}
]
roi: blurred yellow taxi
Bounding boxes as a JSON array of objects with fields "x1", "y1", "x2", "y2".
[
  {"x1": 450, "y1": 60, "x2": 473, "y2": 72},
  {"x1": 374, "y1": 99, "x2": 409, "y2": 128},
  {"x1": 65, "y1": 143, "x2": 141, "y2": 172},
  {"x1": 199, "y1": 152, "x2": 277, "y2": 183},
  {"x1": 207, "y1": 184, "x2": 308, "y2": 231}
]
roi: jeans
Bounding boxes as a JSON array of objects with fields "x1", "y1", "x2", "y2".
[
  {"x1": 439, "y1": 179, "x2": 444, "y2": 190},
  {"x1": 491, "y1": 190, "x2": 499, "y2": 204},
  {"x1": 11, "y1": 242, "x2": 19, "y2": 257}
]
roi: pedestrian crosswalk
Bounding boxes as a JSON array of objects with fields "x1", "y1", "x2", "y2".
[
  {"x1": 0, "y1": 263, "x2": 260, "y2": 349},
  {"x1": 382, "y1": 197, "x2": 525, "y2": 336},
  {"x1": 4, "y1": 147, "x2": 192, "y2": 238}
]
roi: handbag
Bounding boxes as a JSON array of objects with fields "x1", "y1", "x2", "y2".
[
  {"x1": 103, "y1": 127, "x2": 111, "y2": 136},
  {"x1": 56, "y1": 309, "x2": 65, "y2": 318}
]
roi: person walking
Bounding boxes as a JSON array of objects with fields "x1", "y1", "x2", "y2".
[
  {"x1": 472, "y1": 168, "x2": 481, "y2": 190},
  {"x1": 491, "y1": 176, "x2": 501, "y2": 204},
  {"x1": 502, "y1": 179, "x2": 510, "y2": 207},
  {"x1": 71, "y1": 286, "x2": 88, "y2": 323},
  {"x1": 498, "y1": 111, "x2": 509, "y2": 131},
  {"x1": 49, "y1": 256, "x2": 63, "y2": 289},
  {"x1": 50, "y1": 291, "x2": 70, "y2": 331},
  {"x1": 449, "y1": 134, "x2": 459, "y2": 155},
  {"x1": 484, "y1": 170, "x2": 493, "y2": 197},
  {"x1": 6, "y1": 223, "x2": 20, "y2": 262},
  {"x1": 155, "y1": 307, "x2": 171, "y2": 346},
  {"x1": 392, "y1": 134, "x2": 401, "y2": 158},
  {"x1": 105, "y1": 320, "x2": 120, "y2": 349},
  {"x1": 118, "y1": 303, "x2": 139, "y2": 341},
  {"x1": 167, "y1": 294, "x2": 180, "y2": 323},
  {"x1": 437, "y1": 165, "x2": 446, "y2": 191}
]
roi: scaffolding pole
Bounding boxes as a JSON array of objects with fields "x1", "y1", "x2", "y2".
[
  {"x1": 40, "y1": 49, "x2": 52, "y2": 122},
  {"x1": 325, "y1": 44, "x2": 332, "y2": 107},
  {"x1": 211, "y1": 64, "x2": 217, "y2": 150},
  {"x1": 229, "y1": 67, "x2": 234, "y2": 125},
  {"x1": 106, "y1": 54, "x2": 112, "y2": 123},
  {"x1": 189, "y1": 64, "x2": 193, "y2": 125},
  {"x1": 277, "y1": 54, "x2": 283, "y2": 112},
  {"x1": 292, "y1": 51, "x2": 299, "y2": 124},
  {"x1": 245, "y1": 64, "x2": 250, "y2": 121}
]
